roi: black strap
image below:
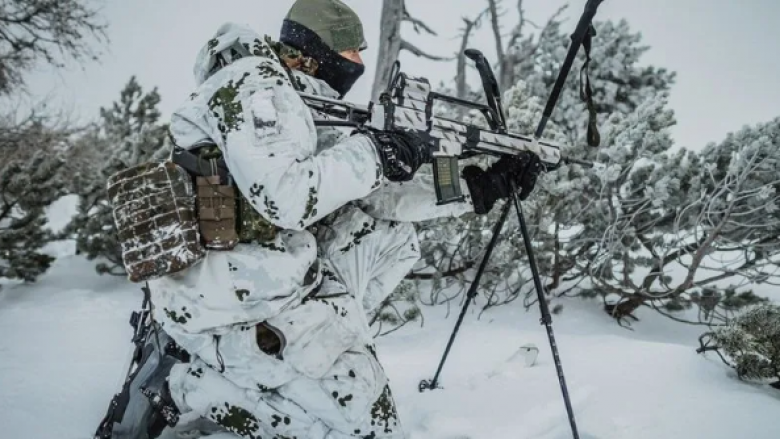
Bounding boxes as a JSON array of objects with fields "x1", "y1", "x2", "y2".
[
  {"x1": 465, "y1": 125, "x2": 481, "y2": 150},
  {"x1": 171, "y1": 146, "x2": 230, "y2": 182},
  {"x1": 579, "y1": 24, "x2": 600, "y2": 147}
]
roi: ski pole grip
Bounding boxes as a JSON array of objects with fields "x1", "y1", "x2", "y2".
[{"x1": 464, "y1": 49, "x2": 500, "y2": 98}]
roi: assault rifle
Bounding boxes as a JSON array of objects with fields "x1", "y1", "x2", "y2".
[{"x1": 299, "y1": 49, "x2": 592, "y2": 206}]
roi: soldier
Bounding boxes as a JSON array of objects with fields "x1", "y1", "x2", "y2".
[{"x1": 150, "y1": 0, "x2": 542, "y2": 438}]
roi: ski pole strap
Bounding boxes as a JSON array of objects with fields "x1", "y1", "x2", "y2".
[{"x1": 579, "y1": 24, "x2": 600, "y2": 147}]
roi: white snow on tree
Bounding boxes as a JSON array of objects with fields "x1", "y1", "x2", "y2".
[
  {"x1": 405, "y1": 15, "x2": 679, "y2": 320},
  {"x1": 65, "y1": 76, "x2": 169, "y2": 276},
  {"x1": 699, "y1": 303, "x2": 780, "y2": 388},
  {"x1": 515, "y1": 19, "x2": 676, "y2": 306},
  {"x1": 0, "y1": 115, "x2": 68, "y2": 287},
  {"x1": 594, "y1": 116, "x2": 780, "y2": 325}
]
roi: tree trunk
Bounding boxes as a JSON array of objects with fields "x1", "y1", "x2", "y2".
[{"x1": 371, "y1": 0, "x2": 405, "y2": 100}]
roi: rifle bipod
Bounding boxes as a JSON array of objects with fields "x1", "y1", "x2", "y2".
[
  {"x1": 418, "y1": 191, "x2": 580, "y2": 439},
  {"x1": 418, "y1": 3, "x2": 608, "y2": 439},
  {"x1": 418, "y1": 200, "x2": 513, "y2": 393}
]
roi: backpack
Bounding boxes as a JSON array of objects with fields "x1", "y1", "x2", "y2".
[
  {"x1": 106, "y1": 160, "x2": 208, "y2": 283},
  {"x1": 106, "y1": 143, "x2": 281, "y2": 283}
]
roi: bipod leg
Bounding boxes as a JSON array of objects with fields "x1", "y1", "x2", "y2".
[
  {"x1": 511, "y1": 191, "x2": 580, "y2": 439},
  {"x1": 419, "y1": 200, "x2": 513, "y2": 392}
]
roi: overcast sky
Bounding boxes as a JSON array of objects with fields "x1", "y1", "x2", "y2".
[{"x1": 24, "y1": 0, "x2": 780, "y2": 150}]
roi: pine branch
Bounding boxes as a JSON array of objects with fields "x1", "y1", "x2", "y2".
[
  {"x1": 507, "y1": 0, "x2": 526, "y2": 49},
  {"x1": 500, "y1": 3, "x2": 568, "y2": 91},
  {"x1": 0, "y1": 0, "x2": 108, "y2": 94},
  {"x1": 640, "y1": 234, "x2": 708, "y2": 292}
]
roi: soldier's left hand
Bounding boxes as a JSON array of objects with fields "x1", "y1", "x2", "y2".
[{"x1": 462, "y1": 152, "x2": 543, "y2": 214}]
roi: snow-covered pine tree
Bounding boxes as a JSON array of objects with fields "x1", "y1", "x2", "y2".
[
  {"x1": 587, "y1": 115, "x2": 780, "y2": 325},
  {"x1": 408, "y1": 14, "x2": 680, "y2": 318},
  {"x1": 66, "y1": 76, "x2": 169, "y2": 276},
  {"x1": 511, "y1": 19, "x2": 679, "y2": 312},
  {"x1": 0, "y1": 115, "x2": 68, "y2": 287},
  {"x1": 700, "y1": 303, "x2": 780, "y2": 387},
  {"x1": 599, "y1": 116, "x2": 778, "y2": 323},
  {"x1": 574, "y1": 93, "x2": 681, "y2": 320},
  {"x1": 0, "y1": 0, "x2": 106, "y2": 287}
]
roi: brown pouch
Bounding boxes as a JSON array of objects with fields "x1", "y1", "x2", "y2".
[{"x1": 196, "y1": 175, "x2": 239, "y2": 250}]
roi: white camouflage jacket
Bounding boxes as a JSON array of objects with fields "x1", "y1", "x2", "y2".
[{"x1": 149, "y1": 23, "x2": 475, "y2": 439}]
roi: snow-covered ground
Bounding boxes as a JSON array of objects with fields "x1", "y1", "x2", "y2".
[
  {"x1": 2, "y1": 246, "x2": 779, "y2": 439},
  {"x1": 1, "y1": 195, "x2": 778, "y2": 439}
]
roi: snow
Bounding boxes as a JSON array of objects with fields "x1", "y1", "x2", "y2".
[
  {"x1": 2, "y1": 246, "x2": 779, "y2": 439},
  {"x1": 3, "y1": 192, "x2": 780, "y2": 438}
]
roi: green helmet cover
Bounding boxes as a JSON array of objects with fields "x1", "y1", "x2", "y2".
[{"x1": 284, "y1": 0, "x2": 367, "y2": 53}]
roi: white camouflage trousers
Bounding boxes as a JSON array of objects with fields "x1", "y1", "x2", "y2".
[{"x1": 155, "y1": 207, "x2": 419, "y2": 439}]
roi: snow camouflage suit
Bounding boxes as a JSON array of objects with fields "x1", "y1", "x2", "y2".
[{"x1": 150, "y1": 23, "x2": 475, "y2": 439}]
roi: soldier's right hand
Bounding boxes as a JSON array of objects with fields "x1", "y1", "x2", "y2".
[{"x1": 356, "y1": 128, "x2": 431, "y2": 182}]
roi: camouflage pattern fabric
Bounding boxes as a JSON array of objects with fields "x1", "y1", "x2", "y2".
[{"x1": 153, "y1": 23, "x2": 475, "y2": 439}]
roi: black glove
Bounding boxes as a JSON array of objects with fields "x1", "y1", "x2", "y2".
[
  {"x1": 359, "y1": 128, "x2": 431, "y2": 182},
  {"x1": 462, "y1": 152, "x2": 543, "y2": 214}
]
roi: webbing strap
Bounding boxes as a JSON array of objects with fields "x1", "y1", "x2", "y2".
[{"x1": 171, "y1": 146, "x2": 230, "y2": 182}]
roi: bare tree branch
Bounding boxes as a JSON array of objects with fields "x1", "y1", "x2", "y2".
[
  {"x1": 372, "y1": 0, "x2": 448, "y2": 100},
  {"x1": 371, "y1": 0, "x2": 405, "y2": 100},
  {"x1": 455, "y1": 9, "x2": 489, "y2": 100},
  {"x1": 507, "y1": 0, "x2": 527, "y2": 49},
  {"x1": 403, "y1": 2, "x2": 437, "y2": 36},
  {"x1": 499, "y1": 2, "x2": 568, "y2": 91},
  {"x1": 400, "y1": 39, "x2": 449, "y2": 61},
  {"x1": 0, "y1": 0, "x2": 108, "y2": 95},
  {"x1": 487, "y1": 0, "x2": 506, "y2": 83}
]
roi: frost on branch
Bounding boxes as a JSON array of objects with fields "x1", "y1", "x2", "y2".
[
  {"x1": 699, "y1": 304, "x2": 780, "y2": 387},
  {"x1": 591, "y1": 116, "x2": 780, "y2": 325},
  {"x1": 369, "y1": 279, "x2": 423, "y2": 338},
  {"x1": 64, "y1": 76, "x2": 169, "y2": 276},
  {"x1": 0, "y1": 114, "x2": 69, "y2": 287}
]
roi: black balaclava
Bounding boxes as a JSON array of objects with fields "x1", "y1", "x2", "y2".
[
  {"x1": 279, "y1": 19, "x2": 364, "y2": 97},
  {"x1": 279, "y1": 0, "x2": 368, "y2": 97}
]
